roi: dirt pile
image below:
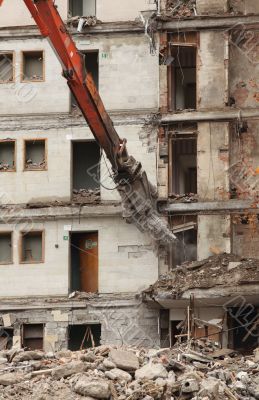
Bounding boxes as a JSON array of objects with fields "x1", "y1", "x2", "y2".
[{"x1": 0, "y1": 343, "x2": 259, "y2": 399}]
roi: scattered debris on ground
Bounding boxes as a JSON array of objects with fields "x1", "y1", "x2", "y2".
[
  {"x1": 144, "y1": 253, "x2": 259, "y2": 298},
  {"x1": 0, "y1": 343, "x2": 259, "y2": 399},
  {"x1": 0, "y1": 163, "x2": 13, "y2": 171}
]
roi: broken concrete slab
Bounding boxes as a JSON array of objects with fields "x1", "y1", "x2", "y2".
[
  {"x1": 109, "y1": 349, "x2": 139, "y2": 371},
  {"x1": 52, "y1": 361, "x2": 88, "y2": 379},
  {"x1": 73, "y1": 377, "x2": 111, "y2": 399},
  {"x1": 135, "y1": 362, "x2": 168, "y2": 380}
]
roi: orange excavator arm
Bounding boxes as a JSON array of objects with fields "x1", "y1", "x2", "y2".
[{"x1": 0, "y1": 0, "x2": 176, "y2": 245}]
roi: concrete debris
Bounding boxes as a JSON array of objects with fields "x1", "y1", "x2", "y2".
[
  {"x1": 144, "y1": 253, "x2": 259, "y2": 298},
  {"x1": 25, "y1": 159, "x2": 46, "y2": 170},
  {"x1": 72, "y1": 188, "x2": 100, "y2": 204},
  {"x1": 67, "y1": 16, "x2": 98, "y2": 28},
  {"x1": 168, "y1": 193, "x2": 198, "y2": 203},
  {"x1": 0, "y1": 343, "x2": 259, "y2": 399},
  {"x1": 166, "y1": 0, "x2": 196, "y2": 17},
  {"x1": 0, "y1": 163, "x2": 13, "y2": 171}
]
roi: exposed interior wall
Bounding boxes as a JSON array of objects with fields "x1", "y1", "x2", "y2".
[
  {"x1": 198, "y1": 31, "x2": 228, "y2": 109},
  {"x1": 230, "y1": 120, "x2": 259, "y2": 199},
  {"x1": 229, "y1": 0, "x2": 259, "y2": 14},
  {"x1": 0, "y1": 141, "x2": 15, "y2": 168},
  {"x1": 198, "y1": 122, "x2": 230, "y2": 201},
  {"x1": 196, "y1": 0, "x2": 229, "y2": 14},
  {"x1": 232, "y1": 216, "x2": 259, "y2": 259},
  {"x1": 229, "y1": 32, "x2": 259, "y2": 108},
  {"x1": 198, "y1": 215, "x2": 231, "y2": 259},
  {"x1": 0, "y1": 217, "x2": 158, "y2": 296}
]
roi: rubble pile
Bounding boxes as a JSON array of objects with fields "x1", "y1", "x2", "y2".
[
  {"x1": 0, "y1": 163, "x2": 13, "y2": 171},
  {"x1": 144, "y1": 253, "x2": 259, "y2": 298},
  {"x1": 166, "y1": 0, "x2": 196, "y2": 17},
  {"x1": 0, "y1": 344, "x2": 259, "y2": 399},
  {"x1": 25, "y1": 159, "x2": 46, "y2": 170},
  {"x1": 72, "y1": 188, "x2": 101, "y2": 204},
  {"x1": 168, "y1": 193, "x2": 198, "y2": 203},
  {"x1": 67, "y1": 16, "x2": 98, "y2": 28}
]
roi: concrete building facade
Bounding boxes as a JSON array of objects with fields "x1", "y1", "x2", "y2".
[{"x1": 0, "y1": 0, "x2": 259, "y2": 352}]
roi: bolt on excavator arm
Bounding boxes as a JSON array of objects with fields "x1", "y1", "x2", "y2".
[{"x1": 0, "y1": 0, "x2": 176, "y2": 245}]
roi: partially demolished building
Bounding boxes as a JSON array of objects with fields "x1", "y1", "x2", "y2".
[{"x1": 0, "y1": 0, "x2": 258, "y2": 353}]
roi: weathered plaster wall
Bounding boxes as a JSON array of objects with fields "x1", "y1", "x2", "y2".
[
  {"x1": 0, "y1": 218, "x2": 158, "y2": 297},
  {"x1": 229, "y1": 0, "x2": 259, "y2": 14},
  {"x1": 198, "y1": 122, "x2": 230, "y2": 201},
  {"x1": 198, "y1": 215, "x2": 231, "y2": 260},
  {"x1": 198, "y1": 31, "x2": 227, "y2": 109},
  {"x1": 0, "y1": 34, "x2": 159, "y2": 115}
]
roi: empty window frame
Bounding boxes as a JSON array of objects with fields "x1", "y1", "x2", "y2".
[
  {"x1": 169, "y1": 134, "x2": 197, "y2": 196},
  {"x1": 0, "y1": 140, "x2": 16, "y2": 172},
  {"x1": 0, "y1": 52, "x2": 14, "y2": 83},
  {"x1": 69, "y1": 0, "x2": 96, "y2": 17},
  {"x1": 0, "y1": 232, "x2": 12, "y2": 264},
  {"x1": 21, "y1": 51, "x2": 44, "y2": 82},
  {"x1": 24, "y1": 139, "x2": 47, "y2": 170},
  {"x1": 20, "y1": 231, "x2": 44, "y2": 264},
  {"x1": 71, "y1": 51, "x2": 99, "y2": 110},
  {"x1": 168, "y1": 32, "x2": 198, "y2": 111},
  {"x1": 22, "y1": 324, "x2": 44, "y2": 350}
]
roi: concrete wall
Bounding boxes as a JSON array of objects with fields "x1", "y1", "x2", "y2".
[
  {"x1": 0, "y1": 298, "x2": 160, "y2": 351},
  {"x1": 0, "y1": 217, "x2": 158, "y2": 297},
  {"x1": 198, "y1": 122, "x2": 230, "y2": 201},
  {"x1": 0, "y1": 34, "x2": 159, "y2": 115},
  {"x1": 230, "y1": 37, "x2": 259, "y2": 108},
  {"x1": 0, "y1": 0, "x2": 157, "y2": 28},
  {"x1": 230, "y1": 120, "x2": 259, "y2": 199},
  {"x1": 233, "y1": 220, "x2": 259, "y2": 259},
  {"x1": 0, "y1": 123, "x2": 156, "y2": 204},
  {"x1": 198, "y1": 215, "x2": 231, "y2": 259},
  {"x1": 198, "y1": 31, "x2": 227, "y2": 109}
]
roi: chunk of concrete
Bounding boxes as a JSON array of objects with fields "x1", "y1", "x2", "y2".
[
  {"x1": 12, "y1": 351, "x2": 44, "y2": 362},
  {"x1": 135, "y1": 363, "x2": 168, "y2": 380},
  {"x1": 199, "y1": 377, "x2": 220, "y2": 397},
  {"x1": 109, "y1": 349, "x2": 139, "y2": 371},
  {"x1": 103, "y1": 358, "x2": 116, "y2": 369},
  {"x1": 105, "y1": 368, "x2": 132, "y2": 382},
  {"x1": 73, "y1": 377, "x2": 111, "y2": 399},
  {"x1": 52, "y1": 361, "x2": 88, "y2": 379},
  {"x1": 181, "y1": 378, "x2": 199, "y2": 393},
  {"x1": 0, "y1": 373, "x2": 25, "y2": 386}
]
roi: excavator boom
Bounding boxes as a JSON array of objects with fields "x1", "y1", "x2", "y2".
[{"x1": 0, "y1": 0, "x2": 176, "y2": 245}]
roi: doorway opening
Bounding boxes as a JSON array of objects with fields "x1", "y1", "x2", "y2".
[
  {"x1": 228, "y1": 307, "x2": 258, "y2": 354},
  {"x1": 70, "y1": 232, "x2": 98, "y2": 293}
]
